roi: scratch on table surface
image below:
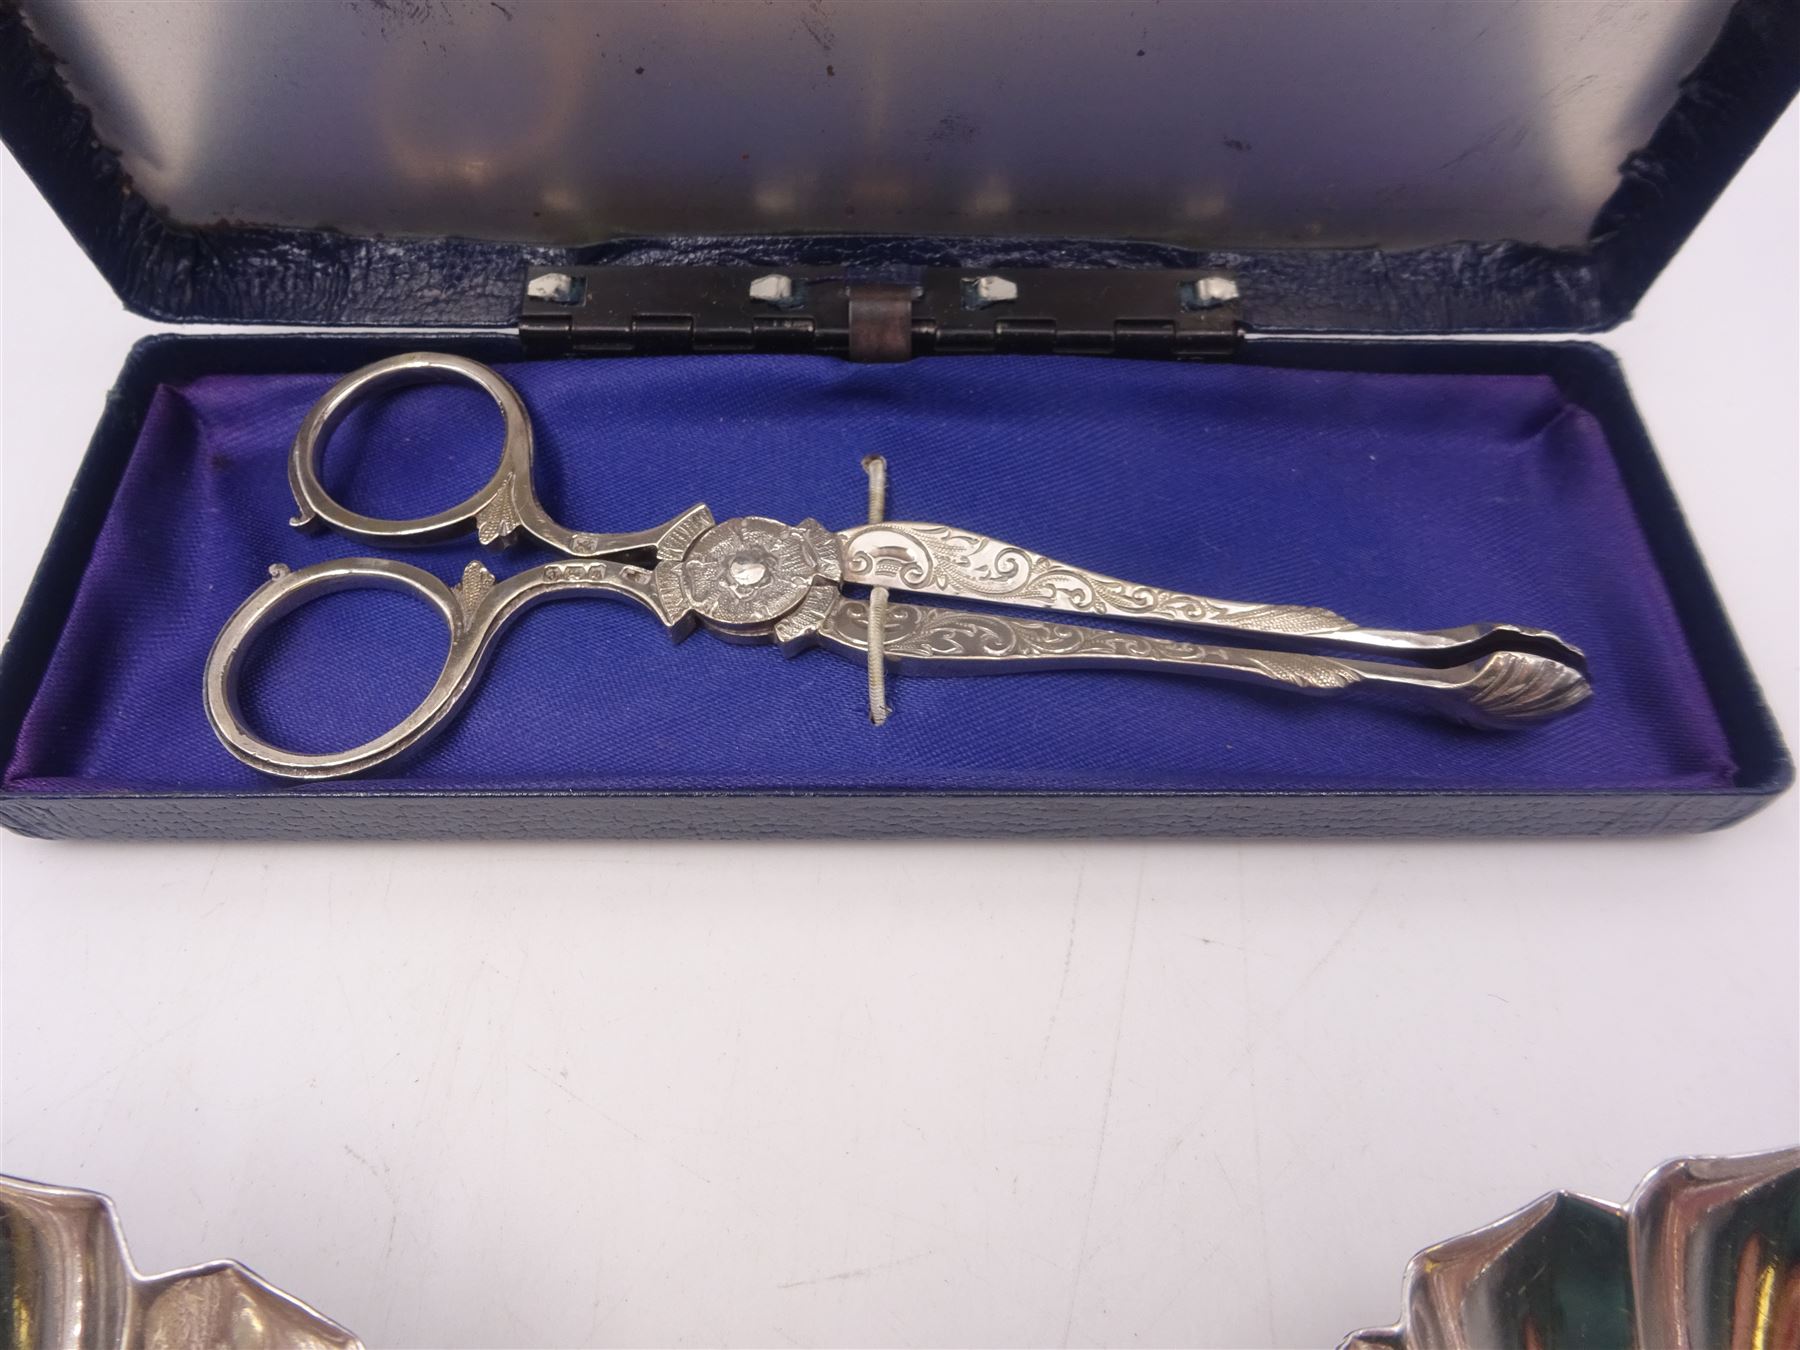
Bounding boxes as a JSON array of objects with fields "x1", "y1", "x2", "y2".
[
  {"x1": 777, "y1": 1249, "x2": 934, "y2": 1290},
  {"x1": 343, "y1": 1143, "x2": 392, "y2": 1188},
  {"x1": 5, "y1": 1009, "x2": 212, "y2": 1146},
  {"x1": 1239, "y1": 881, "x2": 1277, "y2": 1348},
  {"x1": 1038, "y1": 860, "x2": 1085, "y2": 1066},
  {"x1": 1124, "y1": 1123, "x2": 1245, "y2": 1219},
  {"x1": 343, "y1": 1144, "x2": 402, "y2": 1262},
  {"x1": 1286, "y1": 885, "x2": 1381, "y2": 1003},
  {"x1": 334, "y1": 962, "x2": 375, "y2": 1087},
  {"x1": 525, "y1": 1061, "x2": 646, "y2": 1143},
  {"x1": 1184, "y1": 932, "x2": 1250, "y2": 953},
  {"x1": 712, "y1": 1023, "x2": 745, "y2": 1135},
  {"x1": 1059, "y1": 856, "x2": 1146, "y2": 1346},
  {"x1": 191, "y1": 846, "x2": 228, "y2": 922},
  {"x1": 525, "y1": 1062, "x2": 776, "y2": 1221},
  {"x1": 583, "y1": 1287, "x2": 605, "y2": 1345},
  {"x1": 1137, "y1": 1220, "x2": 1250, "y2": 1336},
  {"x1": 583, "y1": 1237, "x2": 671, "y2": 1341},
  {"x1": 1133, "y1": 854, "x2": 1404, "y2": 1227}
]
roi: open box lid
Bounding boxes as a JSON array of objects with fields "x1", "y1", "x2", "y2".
[{"x1": 1, "y1": 0, "x2": 1794, "y2": 337}]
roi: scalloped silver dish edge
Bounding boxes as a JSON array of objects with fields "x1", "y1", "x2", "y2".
[
  {"x1": 0, "y1": 1172, "x2": 362, "y2": 1348},
  {"x1": 1342, "y1": 1146, "x2": 1800, "y2": 1349}
]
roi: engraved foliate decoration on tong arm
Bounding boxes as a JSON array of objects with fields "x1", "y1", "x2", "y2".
[
  {"x1": 839, "y1": 521, "x2": 1355, "y2": 636},
  {"x1": 204, "y1": 353, "x2": 1592, "y2": 780}
]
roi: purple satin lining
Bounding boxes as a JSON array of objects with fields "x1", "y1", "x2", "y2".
[{"x1": 4, "y1": 355, "x2": 1735, "y2": 795}]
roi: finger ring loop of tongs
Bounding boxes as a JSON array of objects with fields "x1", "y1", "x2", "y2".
[{"x1": 207, "y1": 353, "x2": 1590, "y2": 780}]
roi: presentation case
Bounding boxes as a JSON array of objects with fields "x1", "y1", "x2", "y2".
[{"x1": 0, "y1": 0, "x2": 1792, "y2": 838}]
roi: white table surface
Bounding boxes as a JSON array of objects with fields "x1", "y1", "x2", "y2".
[{"x1": 1, "y1": 106, "x2": 1794, "y2": 1350}]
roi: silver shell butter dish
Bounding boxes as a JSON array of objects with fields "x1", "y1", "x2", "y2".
[
  {"x1": 1342, "y1": 1147, "x2": 1800, "y2": 1350},
  {"x1": 0, "y1": 1174, "x2": 360, "y2": 1349},
  {"x1": 5, "y1": 1148, "x2": 1790, "y2": 1347}
]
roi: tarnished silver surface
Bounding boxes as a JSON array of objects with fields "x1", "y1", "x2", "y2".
[
  {"x1": 0, "y1": 1173, "x2": 361, "y2": 1349},
  {"x1": 815, "y1": 600, "x2": 1591, "y2": 733},
  {"x1": 23, "y1": 0, "x2": 1736, "y2": 251},
  {"x1": 838, "y1": 521, "x2": 1576, "y2": 661},
  {"x1": 1342, "y1": 1146, "x2": 1800, "y2": 1350},
  {"x1": 204, "y1": 355, "x2": 1591, "y2": 779}
]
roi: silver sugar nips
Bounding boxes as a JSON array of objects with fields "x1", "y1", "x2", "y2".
[{"x1": 205, "y1": 353, "x2": 1590, "y2": 779}]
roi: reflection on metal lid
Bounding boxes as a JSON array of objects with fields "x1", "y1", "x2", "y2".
[{"x1": 21, "y1": 0, "x2": 1739, "y2": 251}]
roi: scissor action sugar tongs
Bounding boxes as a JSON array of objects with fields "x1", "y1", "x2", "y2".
[{"x1": 205, "y1": 353, "x2": 1591, "y2": 779}]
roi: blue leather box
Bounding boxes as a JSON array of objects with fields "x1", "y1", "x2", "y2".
[{"x1": 0, "y1": 0, "x2": 1792, "y2": 838}]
